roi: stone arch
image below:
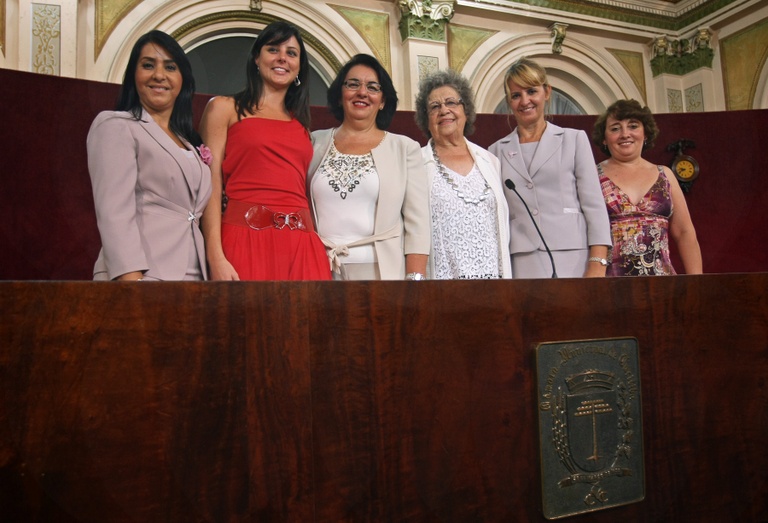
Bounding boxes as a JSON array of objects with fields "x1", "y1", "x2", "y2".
[
  {"x1": 753, "y1": 56, "x2": 768, "y2": 109},
  {"x1": 464, "y1": 32, "x2": 644, "y2": 116},
  {"x1": 96, "y1": 1, "x2": 377, "y2": 87}
]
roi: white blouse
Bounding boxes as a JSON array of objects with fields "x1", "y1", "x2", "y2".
[
  {"x1": 311, "y1": 141, "x2": 380, "y2": 264},
  {"x1": 430, "y1": 163, "x2": 502, "y2": 279}
]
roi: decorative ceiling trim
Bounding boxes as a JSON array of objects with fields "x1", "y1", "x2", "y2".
[
  {"x1": 171, "y1": 11, "x2": 343, "y2": 74},
  {"x1": 459, "y1": 0, "x2": 740, "y2": 31}
]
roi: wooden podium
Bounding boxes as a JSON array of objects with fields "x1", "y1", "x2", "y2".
[{"x1": 1, "y1": 276, "x2": 766, "y2": 522}]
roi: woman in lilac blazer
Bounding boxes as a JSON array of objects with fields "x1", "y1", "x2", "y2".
[
  {"x1": 88, "y1": 30, "x2": 211, "y2": 281},
  {"x1": 489, "y1": 57, "x2": 611, "y2": 279}
]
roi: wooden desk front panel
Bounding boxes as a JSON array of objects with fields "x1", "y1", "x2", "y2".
[{"x1": 1, "y1": 276, "x2": 766, "y2": 522}]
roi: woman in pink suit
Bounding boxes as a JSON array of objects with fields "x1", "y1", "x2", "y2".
[{"x1": 88, "y1": 30, "x2": 212, "y2": 281}]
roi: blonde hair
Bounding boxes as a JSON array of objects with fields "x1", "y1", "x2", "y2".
[{"x1": 502, "y1": 57, "x2": 551, "y2": 114}]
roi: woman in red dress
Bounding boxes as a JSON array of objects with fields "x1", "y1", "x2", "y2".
[{"x1": 200, "y1": 21, "x2": 331, "y2": 280}]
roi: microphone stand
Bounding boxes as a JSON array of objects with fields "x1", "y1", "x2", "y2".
[{"x1": 504, "y1": 179, "x2": 557, "y2": 278}]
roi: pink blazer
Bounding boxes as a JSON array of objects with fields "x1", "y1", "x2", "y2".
[{"x1": 87, "y1": 109, "x2": 212, "y2": 280}]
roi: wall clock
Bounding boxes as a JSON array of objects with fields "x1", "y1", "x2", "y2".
[
  {"x1": 671, "y1": 154, "x2": 700, "y2": 183},
  {"x1": 666, "y1": 139, "x2": 699, "y2": 193}
]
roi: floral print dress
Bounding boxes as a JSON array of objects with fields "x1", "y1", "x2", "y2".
[{"x1": 598, "y1": 163, "x2": 676, "y2": 276}]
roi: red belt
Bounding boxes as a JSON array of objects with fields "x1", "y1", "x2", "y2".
[{"x1": 222, "y1": 200, "x2": 315, "y2": 233}]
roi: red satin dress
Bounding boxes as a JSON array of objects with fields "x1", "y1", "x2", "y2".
[{"x1": 221, "y1": 117, "x2": 331, "y2": 280}]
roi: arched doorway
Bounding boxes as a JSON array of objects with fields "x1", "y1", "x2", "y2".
[{"x1": 186, "y1": 35, "x2": 330, "y2": 106}]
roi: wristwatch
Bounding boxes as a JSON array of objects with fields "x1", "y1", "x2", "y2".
[
  {"x1": 588, "y1": 257, "x2": 609, "y2": 266},
  {"x1": 405, "y1": 272, "x2": 427, "y2": 281}
]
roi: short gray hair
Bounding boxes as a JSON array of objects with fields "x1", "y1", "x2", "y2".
[{"x1": 414, "y1": 69, "x2": 476, "y2": 140}]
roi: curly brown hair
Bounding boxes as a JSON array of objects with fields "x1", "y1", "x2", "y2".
[
  {"x1": 413, "y1": 69, "x2": 476, "y2": 139},
  {"x1": 592, "y1": 99, "x2": 659, "y2": 156}
]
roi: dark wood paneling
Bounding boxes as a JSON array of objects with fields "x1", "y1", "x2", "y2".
[
  {"x1": 1, "y1": 276, "x2": 767, "y2": 521},
  {"x1": 2, "y1": 68, "x2": 768, "y2": 279}
]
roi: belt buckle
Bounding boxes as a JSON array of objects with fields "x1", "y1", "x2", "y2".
[
  {"x1": 244, "y1": 205, "x2": 306, "y2": 231},
  {"x1": 244, "y1": 205, "x2": 273, "y2": 230},
  {"x1": 273, "y1": 212, "x2": 304, "y2": 230}
]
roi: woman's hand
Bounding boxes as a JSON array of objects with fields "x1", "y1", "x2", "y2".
[
  {"x1": 207, "y1": 254, "x2": 240, "y2": 281},
  {"x1": 583, "y1": 246, "x2": 609, "y2": 278}
]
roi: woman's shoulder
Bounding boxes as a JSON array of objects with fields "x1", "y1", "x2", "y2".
[
  {"x1": 310, "y1": 128, "x2": 335, "y2": 140},
  {"x1": 554, "y1": 123, "x2": 587, "y2": 138},
  {"x1": 203, "y1": 95, "x2": 237, "y2": 119},
  {"x1": 89, "y1": 110, "x2": 138, "y2": 134},
  {"x1": 309, "y1": 128, "x2": 336, "y2": 151},
  {"x1": 92, "y1": 110, "x2": 134, "y2": 124},
  {"x1": 489, "y1": 131, "x2": 516, "y2": 150},
  {"x1": 465, "y1": 138, "x2": 491, "y2": 154},
  {"x1": 383, "y1": 131, "x2": 422, "y2": 149},
  {"x1": 206, "y1": 95, "x2": 235, "y2": 108}
]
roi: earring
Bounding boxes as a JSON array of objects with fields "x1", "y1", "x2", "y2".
[{"x1": 294, "y1": 76, "x2": 301, "y2": 86}]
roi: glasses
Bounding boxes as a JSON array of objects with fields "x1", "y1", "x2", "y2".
[
  {"x1": 342, "y1": 79, "x2": 383, "y2": 94},
  {"x1": 428, "y1": 98, "x2": 463, "y2": 114}
]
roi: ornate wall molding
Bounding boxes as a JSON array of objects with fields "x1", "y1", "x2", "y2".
[
  {"x1": 448, "y1": 23, "x2": 496, "y2": 72},
  {"x1": 418, "y1": 54, "x2": 439, "y2": 80},
  {"x1": 721, "y1": 17, "x2": 768, "y2": 110},
  {"x1": 685, "y1": 83, "x2": 704, "y2": 111},
  {"x1": 667, "y1": 88, "x2": 683, "y2": 112},
  {"x1": 95, "y1": 0, "x2": 141, "y2": 59},
  {"x1": 549, "y1": 22, "x2": 567, "y2": 54},
  {"x1": 330, "y1": 5, "x2": 391, "y2": 73},
  {"x1": 398, "y1": 0, "x2": 454, "y2": 42},
  {"x1": 650, "y1": 28, "x2": 714, "y2": 76},
  {"x1": 607, "y1": 48, "x2": 646, "y2": 102},
  {"x1": 32, "y1": 3, "x2": 61, "y2": 75}
]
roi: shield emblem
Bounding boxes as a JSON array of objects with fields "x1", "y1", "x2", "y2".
[{"x1": 565, "y1": 387, "x2": 619, "y2": 473}]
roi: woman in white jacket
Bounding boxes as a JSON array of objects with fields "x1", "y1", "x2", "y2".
[
  {"x1": 308, "y1": 54, "x2": 430, "y2": 280},
  {"x1": 414, "y1": 69, "x2": 512, "y2": 279}
]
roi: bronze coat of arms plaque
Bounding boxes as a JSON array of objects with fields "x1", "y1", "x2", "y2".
[{"x1": 536, "y1": 338, "x2": 644, "y2": 519}]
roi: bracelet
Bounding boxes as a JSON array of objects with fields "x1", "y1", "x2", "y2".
[
  {"x1": 405, "y1": 272, "x2": 426, "y2": 281},
  {"x1": 587, "y1": 257, "x2": 609, "y2": 267}
]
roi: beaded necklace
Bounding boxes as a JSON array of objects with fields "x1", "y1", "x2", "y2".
[
  {"x1": 431, "y1": 140, "x2": 491, "y2": 205},
  {"x1": 322, "y1": 141, "x2": 375, "y2": 199},
  {"x1": 321, "y1": 131, "x2": 386, "y2": 200}
]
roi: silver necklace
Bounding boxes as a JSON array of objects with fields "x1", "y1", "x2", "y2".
[{"x1": 431, "y1": 141, "x2": 491, "y2": 205}]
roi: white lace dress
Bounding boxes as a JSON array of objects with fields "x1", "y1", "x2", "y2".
[{"x1": 430, "y1": 163, "x2": 502, "y2": 279}]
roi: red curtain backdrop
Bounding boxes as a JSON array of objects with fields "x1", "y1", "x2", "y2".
[{"x1": 1, "y1": 68, "x2": 766, "y2": 279}]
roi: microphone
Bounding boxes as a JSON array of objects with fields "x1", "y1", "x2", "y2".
[{"x1": 504, "y1": 179, "x2": 557, "y2": 278}]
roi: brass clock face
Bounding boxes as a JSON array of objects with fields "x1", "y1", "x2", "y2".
[{"x1": 672, "y1": 154, "x2": 699, "y2": 182}]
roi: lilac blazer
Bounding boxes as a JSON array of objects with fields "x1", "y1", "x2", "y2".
[
  {"x1": 489, "y1": 122, "x2": 611, "y2": 255},
  {"x1": 87, "y1": 109, "x2": 212, "y2": 280}
]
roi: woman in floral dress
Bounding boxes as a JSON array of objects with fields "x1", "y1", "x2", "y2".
[{"x1": 592, "y1": 99, "x2": 702, "y2": 275}]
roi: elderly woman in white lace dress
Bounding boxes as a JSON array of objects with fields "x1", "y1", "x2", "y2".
[{"x1": 414, "y1": 69, "x2": 512, "y2": 279}]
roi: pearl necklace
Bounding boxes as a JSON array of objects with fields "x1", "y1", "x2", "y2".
[{"x1": 431, "y1": 141, "x2": 491, "y2": 205}]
